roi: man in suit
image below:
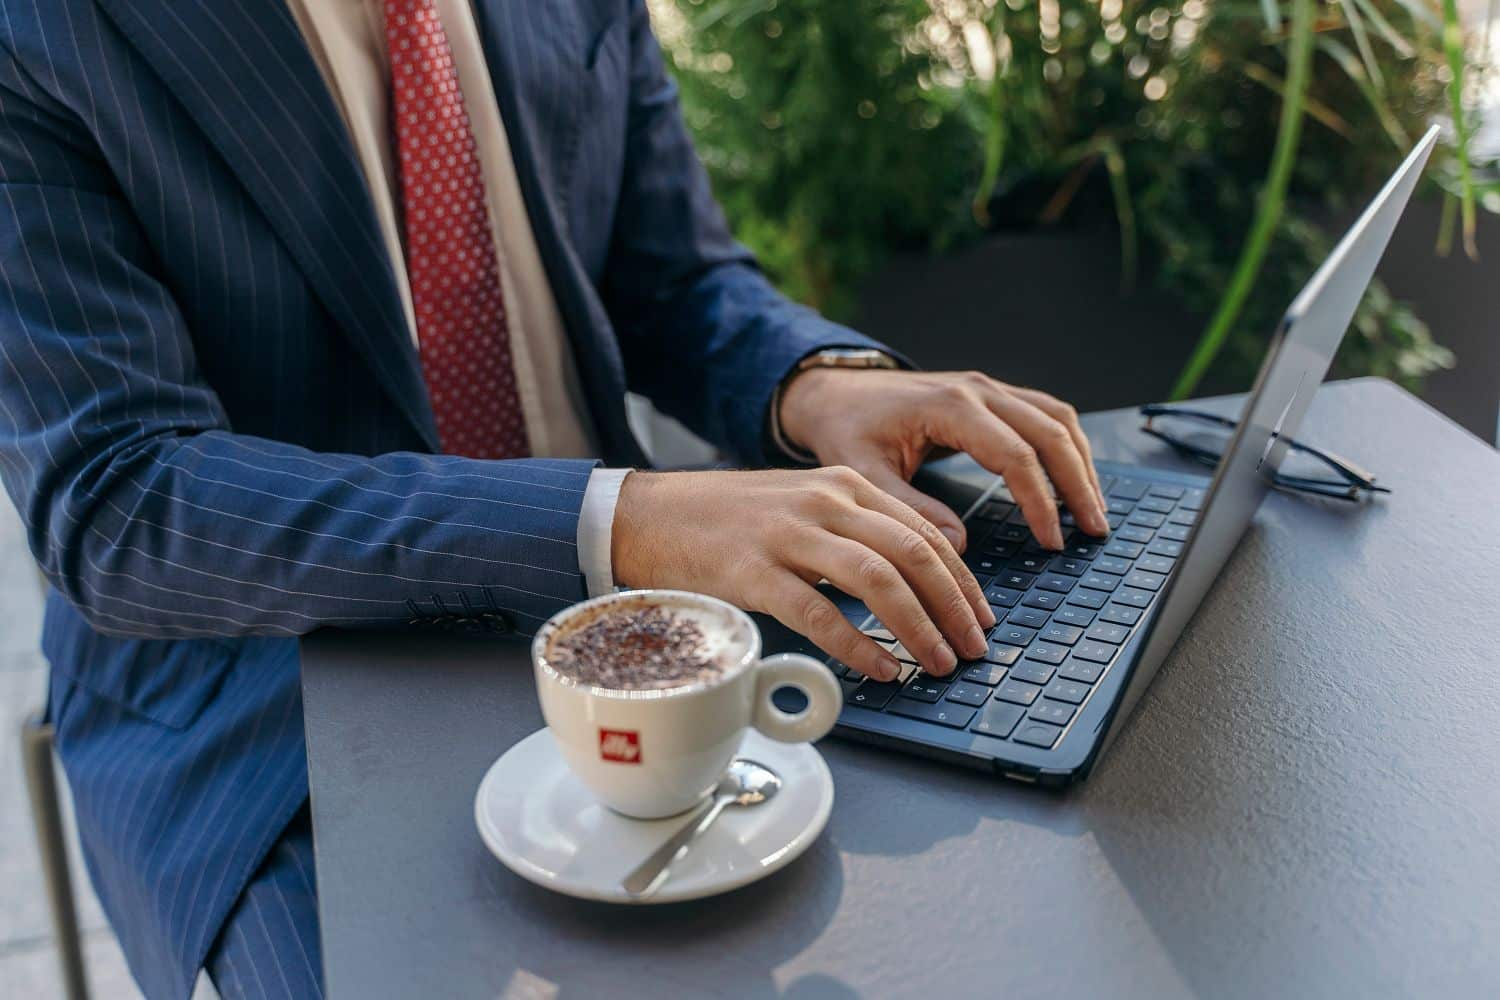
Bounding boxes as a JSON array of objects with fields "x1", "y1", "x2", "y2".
[{"x1": 0, "y1": 1, "x2": 1107, "y2": 996}]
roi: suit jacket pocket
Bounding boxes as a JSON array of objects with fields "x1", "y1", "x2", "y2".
[{"x1": 41, "y1": 592, "x2": 235, "y2": 730}]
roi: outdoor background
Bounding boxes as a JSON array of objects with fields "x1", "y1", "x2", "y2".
[
  {"x1": 650, "y1": 0, "x2": 1500, "y2": 439},
  {"x1": 3, "y1": 1, "x2": 1498, "y2": 997}
]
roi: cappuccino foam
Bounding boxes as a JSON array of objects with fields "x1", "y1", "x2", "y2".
[{"x1": 545, "y1": 597, "x2": 748, "y2": 691}]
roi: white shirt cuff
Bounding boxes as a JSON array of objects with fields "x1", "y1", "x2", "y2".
[{"x1": 577, "y1": 467, "x2": 633, "y2": 598}]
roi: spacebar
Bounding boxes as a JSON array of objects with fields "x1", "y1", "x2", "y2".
[{"x1": 887, "y1": 698, "x2": 976, "y2": 729}]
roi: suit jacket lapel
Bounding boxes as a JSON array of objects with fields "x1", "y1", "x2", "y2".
[
  {"x1": 472, "y1": 3, "x2": 647, "y2": 466},
  {"x1": 94, "y1": 0, "x2": 441, "y2": 451}
]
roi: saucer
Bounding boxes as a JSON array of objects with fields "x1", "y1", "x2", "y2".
[{"x1": 474, "y1": 728, "x2": 834, "y2": 904}]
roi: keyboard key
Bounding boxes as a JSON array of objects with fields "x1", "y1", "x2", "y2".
[
  {"x1": 1024, "y1": 642, "x2": 1070, "y2": 665},
  {"x1": 847, "y1": 679, "x2": 901, "y2": 710},
  {"x1": 1012, "y1": 721, "x2": 1064, "y2": 749},
  {"x1": 1117, "y1": 524, "x2": 1155, "y2": 544},
  {"x1": 984, "y1": 584, "x2": 1024, "y2": 608},
  {"x1": 995, "y1": 678, "x2": 1043, "y2": 705},
  {"x1": 840, "y1": 677, "x2": 863, "y2": 700},
  {"x1": 1041, "y1": 622, "x2": 1083, "y2": 645},
  {"x1": 979, "y1": 500, "x2": 1016, "y2": 522},
  {"x1": 1180, "y1": 488, "x2": 1206, "y2": 510},
  {"x1": 1126, "y1": 510, "x2": 1167, "y2": 529},
  {"x1": 888, "y1": 698, "x2": 976, "y2": 729},
  {"x1": 1159, "y1": 524, "x2": 1192, "y2": 542},
  {"x1": 1136, "y1": 554, "x2": 1176, "y2": 575},
  {"x1": 903, "y1": 676, "x2": 948, "y2": 702},
  {"x1": 1058, "y1": 510, "x2": 1076, "y2": 528},
  {"x1": 1008, "y1": 553, "x2": 1052, "y2": 574},
  {"x1": 1007, "y1": 607, "x2": 1051, "y2": 629},
  {"x1": 992, "y1": 625, "x2": 1037, "y2": 648},
  {"x1": 1074, "y1": 641, "x2": 1118, "y2": 664},
  {"x1": 1108, "y1": 478, "x2": 1149, "y2": 500},
  {"x1": 1064, "y1": 588, "x2": 1107, "y2": 610},
  {"x1": 1169, "y1": 510, "x2": 1198, "y2": 526},
  {"x1": 1137, "y1": 495, "x2": 1175, "y2": 514},
  {"x1": 1022, "y1": 590, "x2": 1064, "y2": 611},
  {"x1": 1104, "y1": 539, "x2": 1144, "y2": 559},
  {"x1": 1058, "y1": 660, "x2": 1104, "y2": 684},
  {"x1": 1063, "y1": 538, "x2": 1101, "y2": 559},
  {"x1": 1092, "y1": 555, "x2": 1132, "y2": 576},
  {"x1": 1106, "y1": 497, "x2": 1135, "y2": 515},
  {"x1": 1004, "y1": 506, "x2": 1031, "y2": 525},
  {"x1": 1147, "y1": 539, "x2": 1185, "y2": 559},
  {"x1": 1009, "y1": 660, "x2": 1055, "y2": 685},
  {"x1": 863, "y1": 628, "x2": 896, "y2": 643},
  {"x1": 995, "y1": 523, "x2": 1030, "y2": 543},
  {"x1": 1035, "y1": 573, "x2": 1076, "y2": 594},
  {"x1": 826, "y1": 659, "x2": 851, "y2": 678},
  {"x1": 1107, "y1": 512, "x2": 1128, "y2": 530},
  {"x1": 980, "y1": 538, "x2": 1020, "y2": 560},
  {"x1": 1079, "y1": 572, "x2": 1120, "y2": 592},
  {"x1": 970, "y1": 701, "x2": 1025, "y2": 739},
  {"x1": 889, "y1": 643, "x2": 919, "y2": 663},
  {"x1": 1050, "y1": 556, "x2": 1089, "y2": 577},
  {"x1": 1045, "y1": 678, "x2": 1091, "y2": 704},
  {"x1": 1053, "y1": 606, "x2": 1095, "y2": 627},
  {"x1": 1100, "y1": 604, "x2": 1143, "y2": 626},
  {"x1": 1029, "y1": 699, "x2": 1075, "y2": 725},
  {"x1": 1085, "y1": 622, "x2": 1131, "y2": 644},
  {"x1": 1113, "y1": 587, "x2": 1154, "y2": 609},
  {"x1": 983, "y1": 643, "x2": 1022, "y2": 666},
  {"x1": 963, "y1": 662, "x2": 1008, "y2": 685},
  {"x1": 1125, "y1": 569, "x2": 1167, "y2": 592},
  {"x1": 964, "y1": 554, "x2": 1005, "y2": 579},
  {"x1": 1148, "y1": 483, "x2": 1185, "y2": 499},
  {"x1": 996, "y1": 570, "x2": 1036, "y2": 591},
  {"x1": 945, "y1": 682, "x2": 993, "y2": 707}
]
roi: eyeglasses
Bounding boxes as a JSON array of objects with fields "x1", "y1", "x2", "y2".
[{"x1": 1139, "y1": 404, "x2": 1390, "y2": 502}]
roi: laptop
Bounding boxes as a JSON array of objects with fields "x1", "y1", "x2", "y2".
[{"x1": 762, "y1": 127, "x2": 1439, "y2": 786}]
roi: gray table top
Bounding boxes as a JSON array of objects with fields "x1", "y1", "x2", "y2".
[{"x1": 301, "y1": 378, "x2": 1500, "y2": 999}]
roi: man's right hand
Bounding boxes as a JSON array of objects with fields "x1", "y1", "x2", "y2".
[{"x1": 610, "y1": 467, "x2": 997, "y2": 682}]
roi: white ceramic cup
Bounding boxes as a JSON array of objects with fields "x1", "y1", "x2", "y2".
[{"x1": 532, "y1": 589, "x2": 842, "y2": 819}]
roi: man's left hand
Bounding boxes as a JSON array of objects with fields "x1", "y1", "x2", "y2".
[{"x1": 777, "y1": 368, "x2": 1110, "y2": 553}]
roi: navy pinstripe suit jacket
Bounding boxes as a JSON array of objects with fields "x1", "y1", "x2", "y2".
[{"x1": 0, "y1": 1, "x2": 881, "y2": 995}]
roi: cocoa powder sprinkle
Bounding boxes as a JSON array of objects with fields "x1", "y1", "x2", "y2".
[{"x1": 547, "y1": 605, "x2": 725, "y2": 690}]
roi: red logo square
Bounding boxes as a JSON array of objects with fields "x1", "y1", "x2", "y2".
[{"x1": 598, "y1": 728, "x2": 641, "y2": 764}]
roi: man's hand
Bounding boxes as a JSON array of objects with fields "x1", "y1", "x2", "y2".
[
  {"x1": 778, "y1": 368, "x2": 1109, "y2": 552},
  {"x1": 612, "y1": 468, "x2": 996, "y2": 681}
]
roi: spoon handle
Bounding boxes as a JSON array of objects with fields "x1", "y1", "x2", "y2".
[{"x1": 621, "y1": 793, "x2": 731, "y2": 898}]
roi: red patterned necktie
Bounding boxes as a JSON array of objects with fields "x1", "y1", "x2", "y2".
[{"x1": 385, "y1": 0, "x2": 529, "y2": 459}]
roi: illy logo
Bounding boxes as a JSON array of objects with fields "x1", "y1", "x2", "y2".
[{"x1": 598, "y1": 728, "x2": 641, "y2": 764}]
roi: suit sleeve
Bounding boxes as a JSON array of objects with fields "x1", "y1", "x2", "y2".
[
  {"x1": 0, "y1": 47, "x2": 593, "y2": 640},
  {"x1": 598, "y1": 0, "x2": 895, "y2": 466}
]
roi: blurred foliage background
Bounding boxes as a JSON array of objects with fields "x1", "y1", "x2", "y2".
[{"x1": 649, "y1": 0, "x2": 1497, "y2": 397}]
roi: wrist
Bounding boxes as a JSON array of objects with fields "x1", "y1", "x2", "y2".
[
  {"x1": 775, "y1": 367, "x2": 845, "y2": 463},
  {"x1": 610, "y1": 470, "x2": 663, "y2": 589}
]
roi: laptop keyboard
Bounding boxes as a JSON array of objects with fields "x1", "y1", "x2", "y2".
[{"x1": 830, "y1": 475, "x2": 1204, "y2": 751}]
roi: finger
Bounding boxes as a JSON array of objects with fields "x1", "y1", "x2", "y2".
[
  {"x1": 841, "y1": 474, "x2": 995, "y2": 631},
  {"x1": 1011, "y1": 386, "x2": 1106, "y2": 512},
  {"x1": 755, "y1": 570, "x2": 903, "y2": 681},
  {"x1": 828, "y1": 504, "x2": 989, "y2": 660},
  {"x1": 929, "y1": 396, "x2": 1064, "y2": 550},
  {"x1": 796, "y1": 536, "x2": 959, "y2": 677},
  {"x1": 981, "y1": 388, "x2": 1109, "y2": 538},
  {"x1": 847, "y1": 455, "x2": 965, "y2": 549}
]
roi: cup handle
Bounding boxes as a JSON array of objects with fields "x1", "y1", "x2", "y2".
[{"x1": 751, "y1": 653, "x2": 842, "y2": 743}]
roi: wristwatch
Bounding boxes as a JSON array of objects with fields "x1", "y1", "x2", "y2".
[{"x1": 768, "y1": 348, "x2": 901, "y2": 464}]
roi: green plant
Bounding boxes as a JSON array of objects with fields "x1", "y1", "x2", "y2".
[{"x1": 655, "y1": 0, "x2": 1492, "y2": 394}]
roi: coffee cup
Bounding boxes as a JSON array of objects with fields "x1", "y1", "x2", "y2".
[{"x1": 532, "y1": 589, "x2": 842, "y2": 819}]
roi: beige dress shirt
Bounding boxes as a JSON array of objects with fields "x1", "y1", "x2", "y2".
[{"x1": 286, "y1": 0, "x2": 626, "y2": 594}]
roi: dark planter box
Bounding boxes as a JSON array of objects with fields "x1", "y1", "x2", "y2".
[{"x1": 855, "y1": 198, "x2": 1497, "y2": 442}]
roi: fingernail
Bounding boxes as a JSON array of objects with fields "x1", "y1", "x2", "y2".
[
  {"x1": 964, "y1": 625, "x2": 987, "y2": 659},
  {"x1": 940, "y1": 526, "x2": 964, "y2": 552},
  {"x1": 877, "y1": 650, "x2": 901, "y2": 681},
  {"x1": 1091, "y1": 503, "x2": 1111, "y2": 537},
  {"x1": 931, "y1": 640, "x2": 957, "y2": 674},
  {"x1": 1048, "y1": 527, "x2": 1065, "y2": 550},
  {"x1": 979, "y1": 603, "x2": 997, "y2": 628}
]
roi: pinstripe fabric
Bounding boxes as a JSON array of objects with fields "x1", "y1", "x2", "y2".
[
  {"x1": 0, "y1": 1, "x2": 886, "y2": 997},
  {"x1": 205, "y1": 806, "x2": 323, "y2": 1000}
]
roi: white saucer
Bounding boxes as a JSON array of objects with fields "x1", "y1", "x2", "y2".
[{"x1": 474, "y1": 728, "x2": 834, "y2": 904}]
